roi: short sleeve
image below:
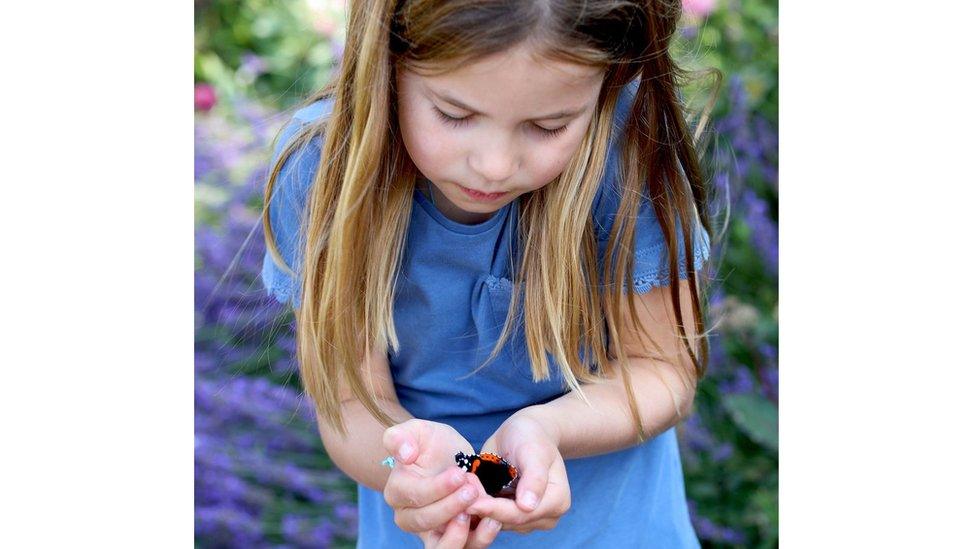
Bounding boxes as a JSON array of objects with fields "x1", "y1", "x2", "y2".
[
  {"x1": 591, "y1": 80, "x2": 710, "y2": 293},
  {"x1": 261, "y1": 99, "x2": 334, "y2": 308}
]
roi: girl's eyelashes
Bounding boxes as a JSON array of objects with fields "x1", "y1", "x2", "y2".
[
  {"x1": 535, "y1": 124, "x2": 568, "y2": 139},
  {"x1": 432, "y1": 107, "x2": 568, "y2": 140},
  {"x1": 434, "y1": 108, "x2": 470, "y2": 128}
]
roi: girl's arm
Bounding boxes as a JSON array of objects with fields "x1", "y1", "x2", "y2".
[
  {"x1": 515, "y1": 278, "x2": 701, "y2": 459},
  {"x1": 314, "y1": 348, "x2": 489, "y2": 542},
  {"x1": 467, "y1": 279, "x2": 701, "y2": 532},
  {"x1": 314, "y1": 346, "x2": 414, "y2": 492},
  {"x1": 316, "y1": 396, "x2": 414, "y2": 492}
]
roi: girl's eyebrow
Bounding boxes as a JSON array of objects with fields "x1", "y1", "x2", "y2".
[{"x1": 430, "y1": 89, "x2": 586, "y2": 121}]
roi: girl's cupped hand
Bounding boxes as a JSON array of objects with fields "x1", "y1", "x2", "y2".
[
  {"x1": 469, "y1": 412, "x2": 571, "y2": 534},
  {"x1": 382, "y1": 419, "x2": 504, "y2": 548}
]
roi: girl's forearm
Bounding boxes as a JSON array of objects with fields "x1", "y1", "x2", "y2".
[
  {"x1": 517, "y1": 357, "x2": 695, "y2": 460},
  {"x1": 316, "y1": 398, "x2": 415, "y2": 492}
]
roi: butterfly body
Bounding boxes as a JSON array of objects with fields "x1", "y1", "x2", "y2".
[{"x1": 454, "y1": 451, "x2": 519, "y2": 497}]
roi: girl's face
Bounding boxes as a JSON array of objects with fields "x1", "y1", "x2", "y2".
[{"x1": 396, "y1": 43, "x2": 605, "y2": 224}]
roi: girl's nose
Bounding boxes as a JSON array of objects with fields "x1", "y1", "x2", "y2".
[{"x1": 469, "y1": 141, "x2": 519, "y2": 184}]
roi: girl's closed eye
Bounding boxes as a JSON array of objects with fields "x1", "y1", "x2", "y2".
[{"x1": 432, "y1": 106, "x2": 568, "y2": 140}]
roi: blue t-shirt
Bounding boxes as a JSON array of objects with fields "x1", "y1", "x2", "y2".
[{"x1": 262, "y1": 80, "x2": 709, "y2": 548}]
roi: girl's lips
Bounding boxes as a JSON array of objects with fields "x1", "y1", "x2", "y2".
[{"x1": 457, "y1": 183, "x2": 507, "y2": 201}]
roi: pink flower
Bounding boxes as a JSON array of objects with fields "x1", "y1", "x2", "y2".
[
  {"x1": 195, "y1": 83, "x2": 217, "y2": 112},
  {"x1": 683, "y1": 0, "x2": 717, "y2": 18},
  {"x1": 312, "y1": 13, "x2": 336, "y2": 37}
]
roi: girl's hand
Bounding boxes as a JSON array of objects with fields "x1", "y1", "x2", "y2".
[
  {"x1": 467, "y1": 412, "x2": 571, "y2": 534},
  {"x1": 418, "y1": 511, "x2": 506, "y2": 549},
  {"x1": 382, "y1": 419, "x2": 502, "y2": 547}
]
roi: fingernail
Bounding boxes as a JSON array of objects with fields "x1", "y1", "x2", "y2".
[
  {"x1": 455, "y1": 513, "x2": 469, "y2": 524},
  {"x1": 459, "y1": 487, "x2": 475, "y2": 503},
  {"x1": 398, "y1": 443, "x2": 414, "y2": 460},
  {"x1": 451, "y1": 472, "x2": 465, "y2": 486},
  {"x1": 521, "y1": 492, "x2": 538, "y2": 510},
  {"x1": 485, "y1": 518, "x2": 501, "y2": 531}
]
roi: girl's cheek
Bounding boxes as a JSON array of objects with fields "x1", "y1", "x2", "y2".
[
  {"x1": 530, "y1": 150, "x2": 579, "y2": 189},
  {"x1": 406, "y1": 125, "x2": 461, "y2": 172},
  {"x1": 422, "y1": 127, "x2": 462, "y2": 162},
  {"x1": 539, "y1": 125, "x2": 601, "y2": 186},
  {"x1": 398, "y1": 111, "x2": 447, "y2": 169}
]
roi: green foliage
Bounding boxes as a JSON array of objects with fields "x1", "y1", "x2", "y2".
[
  {"x1": 672, "y1": 2, "x2": 779, "y2": 547},
  {"x1": 194, "y1": 0, "x2": 344, "y2": 108},
  {"x1": 724, "y1": 393, "x2": 778, "y2": 451},
  {"x1": 674, "y1": 0, "x2": 779, "y2": 121}
]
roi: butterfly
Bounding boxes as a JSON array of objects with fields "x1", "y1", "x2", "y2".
[{"x1": 454, "y1": 451, "x2": 519, "y2": 497}]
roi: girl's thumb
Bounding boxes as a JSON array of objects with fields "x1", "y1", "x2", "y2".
[
  {"x1": 514, "y1": 452, "x2": 548, "y2": 512},
  {"x1": 383, "y1": 425, "x2": 418, "y2": 464}
]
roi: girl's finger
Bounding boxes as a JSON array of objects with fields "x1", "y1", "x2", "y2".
[
  {"x1": 463, "y1": 514, "x2": 503, "y2": 548},
  {"x1": 511, "y1": 450, "x2": 550, "y2": 513},
  {"x1": 396, "y1": 477, "x2": 482, "y2": 533},
  {"x1": 431, "y1": 513, "x2": 470, "y2": 549},
  {"x1": 382, "y1": 425, "x2": 419, "y2": 465},
  {"x1": 508, "y1": 517, "x2": 558, "y2": 534},
  {"x1": 385, "y1": 465, "x2": 467, "y2": 509},
  {"x1": 464, "y1": 494, "x2": 525, "y2": 525},
  {"x1": 421, "y1": 528, "x2": 442, "y2": 548}
]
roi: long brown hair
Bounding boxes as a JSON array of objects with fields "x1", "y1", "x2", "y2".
[{"x1": 263, "y1": 0, "x2": 718, "y2": 439}]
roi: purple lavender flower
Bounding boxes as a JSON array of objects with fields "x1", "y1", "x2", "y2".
[
  {"x1": 713, "y1": 75, "x2": 778, "y2": 212},
  {"x1": 195, "y1": 97, "x2": 358, "y2": 547},
  {"x1": 682, "y1": 413, "x2": 715, "y2": 454},
  {"x1": 195, "y1": 506, "x2": 264, "y2": 547},
  {"x1": 334, "y1": 503, "x2": 359, "y2": 538},
  {"x1": 282, "y1": 514, "x2": 336, "y2": 548},
  {"x1": 720, "y1": 364, "x2": 756, "y2": 395},
  {"x1": 679, "y1": 413, "x2": 732, "y2": 464},
  {"x1": 331, "y1": 39, "x2": 345, "y2": 65},
  {"x1": 712, "y1": 442, "x2": 733, "y2": 462},
  {"x1": 758, "y1": 343, "x2": 779, "y2": 403},
  {"x1": 239, "y1": 52, "x2": 268, "y2": 78},
  {"x1": 741, "y1": 188, "x2": 778, "y2": 276},
  {"x1": 686, "y1": 500, "x2": 748, "y2": 545}
]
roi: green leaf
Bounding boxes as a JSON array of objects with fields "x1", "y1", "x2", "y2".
[
  {"x1": 723, "y1": 393, "x2": 778, "y2": 451},
  {"x1": 750, "y1": 486, "x2": 779, "y2": 541}
]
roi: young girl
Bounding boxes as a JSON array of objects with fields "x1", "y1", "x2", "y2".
[{"x1": 262, "y1": 0, "x2": 714, "y2": 547}]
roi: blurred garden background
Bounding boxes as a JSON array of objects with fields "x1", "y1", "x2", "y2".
[{"x1": 194, "y1": 0, "x2": 778, "y2": 546}]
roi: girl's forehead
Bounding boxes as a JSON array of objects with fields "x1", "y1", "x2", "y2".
[
  {"x1": 400, "y1": 45, "x2": 604, "y2": 119},
  {"x1": 407, "y1": 44, "x2": 603, "y2": 87}
]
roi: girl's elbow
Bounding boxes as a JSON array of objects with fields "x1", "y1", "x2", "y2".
[
  {"x1": 678, "y1": 388, "x2": 696, "y2": 420},
  {"x1": 677, "y1": 367, "x2": 699, "y2": 419}
]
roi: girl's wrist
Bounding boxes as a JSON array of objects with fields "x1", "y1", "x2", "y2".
[{"x1": 511, "y1": 405, "x2": 563, "y2": 449}]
